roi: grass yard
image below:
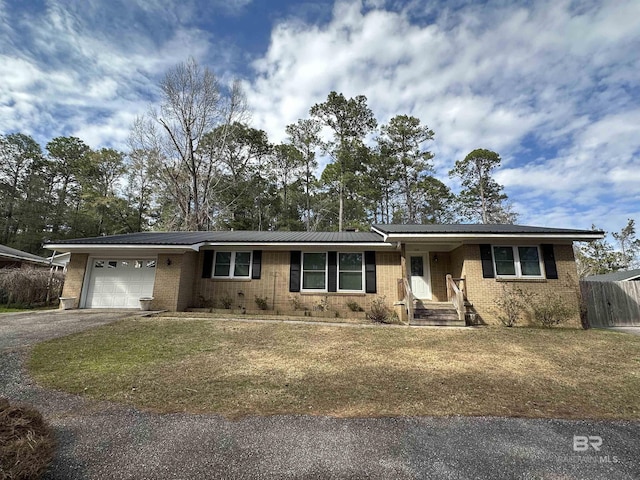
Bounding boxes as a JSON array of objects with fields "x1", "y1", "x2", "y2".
[
  {"x1": 28, "y1": 317, "x2": 640, "y2": 420},
  {"x1": 0, "y1": 307, "x2": 27, "y2": 313}
]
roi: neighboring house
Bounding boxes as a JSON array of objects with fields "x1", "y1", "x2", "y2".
[
  {"x1": 44, "y1": 224, "x2": 603, "y2": 325},
  {"x1": 0, "y1": 244, "x2": 62, "y2": 269},
  {"x1": 583, "y1": 269, "x2": 640, "y2": 282}
]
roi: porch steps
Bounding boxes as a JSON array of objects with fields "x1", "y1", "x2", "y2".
[{"x1": 411, "y1": 302, "x2": 466, "y2": 327}]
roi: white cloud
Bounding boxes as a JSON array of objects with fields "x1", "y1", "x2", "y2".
[
  {"x1": 245, "y1": 0, "x2": 640, "y2": 231},
  {"x1": 1, "y1": 0, "x2": 638, "y2": 234},
  {"x1": 0, "y1": 0, "x2": 224, "y2": 148}
]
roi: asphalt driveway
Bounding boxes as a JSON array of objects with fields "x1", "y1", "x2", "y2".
[
  {"x1": 599, "y1": 326, "x2": 640, "y2": 336},
  {"x1": 1, "y1": 311, "x2": 639, "y2": 479},
  {"x1": 0, "y1": 309, "x2": 138, "y2": 350}
]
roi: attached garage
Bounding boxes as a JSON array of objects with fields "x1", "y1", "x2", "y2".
[{"x1": 83, "y1": 258, "x2": 156, "y2": 308}]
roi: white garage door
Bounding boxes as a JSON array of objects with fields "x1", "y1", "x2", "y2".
[{"x1": 84, "y1": 259, "x2": 156, "y2": 308}]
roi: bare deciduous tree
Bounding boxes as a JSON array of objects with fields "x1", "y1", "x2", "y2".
[{"x1": 131, "y1": 58, "x2": 247, "y2": 230}]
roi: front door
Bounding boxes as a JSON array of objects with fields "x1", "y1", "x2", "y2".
[{"x1": 410, "y1": 254, "x2": 432, "y2": 300}]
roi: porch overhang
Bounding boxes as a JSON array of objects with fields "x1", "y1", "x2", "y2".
[{"x1": 371, "y1": 225, "x2": 605, "y2": 244}]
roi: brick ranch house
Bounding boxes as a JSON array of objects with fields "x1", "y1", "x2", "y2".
[{"x1": 45, "y1": 224, "x2": 603, "y2": 326}]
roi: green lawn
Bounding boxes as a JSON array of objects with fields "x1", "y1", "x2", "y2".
[
  {"x1": 0, "y1": 307, "x2": 26, "y2": 313},
  {"x1": 29, "y1": 317, "x2": 640, "y2": 419}
]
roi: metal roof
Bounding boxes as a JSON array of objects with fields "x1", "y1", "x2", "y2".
[
  {"x1": 45, "y1": 224, "x2": 604, "y2": 251},
  {"x1": 0, "y1": 244, "x2": 51, "y2": 265},
  {"x1": 583, "y1": 269, "x2": 640, "y2": 282},
  {"x1": 372, "y1": 224, "x2": 604, "y2": 236},
  {"x1": 47, "y1": 230, "x2": 386, "y2": 246}
]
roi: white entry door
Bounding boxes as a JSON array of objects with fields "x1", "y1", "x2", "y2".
[
  {"x1": 409, "y1": 254, "x2": 432, "y2": 300},
  {"x1": 84, "y1": 259, "x2": 156, "y2": 308}
]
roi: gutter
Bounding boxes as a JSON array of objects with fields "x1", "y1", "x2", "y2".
[
  {"x1": 0, "y1": 252, "x2": 50, "y2": 265},
  {"x1": 370, "y1": 226, "x2": 389, "y2": 241},
  {"x1": 44, "y1": 242, "x2": 397, "y2": 253},
  {"x1": 44, "y1": 244, "x2": 200, "y2": 252},
  {"x1": 382, "y1": 233, "x2": 605, "y2": 242}
]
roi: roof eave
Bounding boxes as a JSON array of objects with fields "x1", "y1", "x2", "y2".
[
  {"x1": 0, "y1": 253, "x2": 50, "y2": 265},
  {"x1": 44, "y1": 244, "x2": 200, "y2": 252},
  {"x1": 383, "y1": 233, "x2": 605, "y2": 242},
  {"x1": 45, "y1": 241, "x2": 395, "y2": 252},
  {"x1": 200, "y1": 241, "x2": 392, "y2": 248}
]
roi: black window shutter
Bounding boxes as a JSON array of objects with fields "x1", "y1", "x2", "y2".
[
  {"x1": 328, "y1": 251, "x2": 337, "y2": 292},
  {"x1": 480, "y1": 244, "x2": 495, "y2": 278},
  {"x1": 289, "y1": 251, "x2": 301, "y2": 292},
  {"x1": 202, "y1": 250, "x2": 214, "y2": 278},
  {"x1": 365, "y1": 251, "x2": 377, "y2": 293},
  {"x1": 541, "y1": 244, "x2": 558, "y2": 279},
  {"x1": 252, "y1": 250, "x2": 262, "y2": 279}
]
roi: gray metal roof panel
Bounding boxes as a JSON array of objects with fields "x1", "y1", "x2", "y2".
[
  {"x1": 372, "y1": 224, "x2": 604, "y2": 235},
  {"x1": 48, "y1": 231, "x2": 385, "y2": 246},
  {"x1": 583, "y1": 269, "x2": 640, "y2": 282}
]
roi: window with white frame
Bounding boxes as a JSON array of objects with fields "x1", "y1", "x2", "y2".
[
  {"x1": 492, "y1": 246, "x2": 543, "y2": 278},
  {"x1": 302, "y1": 252, "x2": 326, "y2": 290},
  {"x1": 301, "y1": 252, "x2": 365, "y2": 292},
  {"x1": 338, "y1": 252, "x2": 364, "y2": 291},
  {"x1": 213, "y1": 251, "x2": 252, "y2": 278}
]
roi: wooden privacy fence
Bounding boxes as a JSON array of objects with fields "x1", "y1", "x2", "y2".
[{"x1": 580, "y1": 280, "x2": 640, "y2": 327}]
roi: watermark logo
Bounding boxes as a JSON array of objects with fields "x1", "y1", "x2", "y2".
[
  {"x1": 564, "y1": 435, "x2": 620, "y2": 464},
  {"x1": 573, "y1": 435, "x2": 603, "y2": 452}
]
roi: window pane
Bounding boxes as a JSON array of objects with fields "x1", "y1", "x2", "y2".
[
  {"x1": 303, "y1": 271, "x2": 325, "y2": 289},
  {"x1": 233, "y1": 252, "x2": 251, "y2": 277},
  {"x1": 519, "y1": 247, "x2": 541, "y2": 276},
  {"x1": 95, "y1": 260, "x2": 104, "y2": 268},
  {"x1": 339, "y1": 253, "x2": 362, "y2": 271},
  {"x1": 214, "y1": 252, "x2": 231, "y2": 277},
  {"x1": 134, "y1": 261, "x2": 143, "y2": 269},
  {"x1": 234, "y1": 264, "x2": 250, "y2": 276},
  {"x1": 108, "y1": 261, "x2": 117, "y2": 268},
  {"x1": 146, "y1": 260, "x2": 156, "y2": 268},
  {"x1": 303, "y1": 253, "x2": 326, "y2": 270},
  {"x1": 410, "y1": 256, "x2": 424, "y2": 276},
  {"x1": 493, "y1": 247, "x2": 516, "y2": 276},
  {"x1": 339, "y1": 272, "x2": 362, "y2": 290},
  {"x1": 302, "y1": 253, "x2": 326, "y2": 289}
]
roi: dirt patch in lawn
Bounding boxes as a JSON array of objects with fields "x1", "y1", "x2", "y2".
[{"x1": 28, "y1": 318, "x2": 640, "y2": 419}]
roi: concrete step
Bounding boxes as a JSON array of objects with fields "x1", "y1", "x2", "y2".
[
  {"x1": 413, "y1": 308, "x2": 457, "y2": 318},
  {"x1": 411, "y1": 317, "x2": 466, "y2": 327},
  {"x1": 414, "y1": 301, "x2": 454, "y2": 310},
  {"x1": 411, "y1": 305, "x2": 465, "y2": 326}
]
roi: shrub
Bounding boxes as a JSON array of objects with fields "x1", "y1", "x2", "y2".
[
  {"x1": 315, "y1": 296, "x2": 329, "y2": 312},
  {"x1": 289, "y1": 295, "x2": 305, "y2": 311},
  {"x1": 0, "y1": 268, "x2": 64, "y2": 307},
  {"x1": 0, "y1": 398, "x2": 56, "y2": 480},
  {"x1": 346, "y1": 301, "x2": 364, "y2": 312},
  {"x1": 529, "y1": 293, "x2": 574, "y2": 328},
  {"x1": 493, "y1": 284, "x2": 529, "y2": 327},
  {"x1": 254, "y1": 296, "x2": 269, "y2": 310},
  {"x1": 197, "y1": 295, "x2": 214, "y2": 308},
  {"x1": 367, "y1": 296, "x2": 396, "y2": 324},
  {"x1": 218, "y1": 294, "x2": 233, "y2": 309}
]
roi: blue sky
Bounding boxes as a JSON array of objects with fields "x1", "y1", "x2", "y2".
[{"x1": 1, "y1": 0, "x2": 639, "y2": 234}]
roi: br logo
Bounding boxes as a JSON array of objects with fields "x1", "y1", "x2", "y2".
[{"x1": 573, "y1": 435, "x2": 603, "y2": 452}]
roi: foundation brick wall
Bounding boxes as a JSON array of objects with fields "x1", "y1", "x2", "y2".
[
  {"x1": 462, "y1": 243, "x2": 581, "y2": 326},
  {"x1": 61, "y1": 253, "x2": 88, "y2": 308},
  {"x1": 193, "y1": 250, "x2": 403, "y2": 315}
]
